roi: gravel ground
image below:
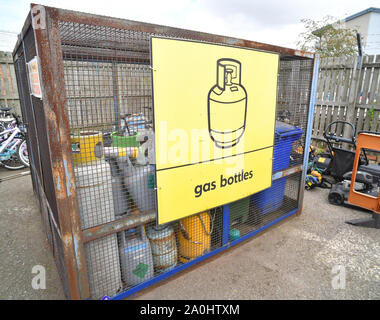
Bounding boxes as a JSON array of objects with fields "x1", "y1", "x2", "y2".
[{"x1": 0, "y1": 167, "x2": 379, "y2": 300}]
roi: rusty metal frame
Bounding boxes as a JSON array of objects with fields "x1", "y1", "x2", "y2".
[
  {"x1": 14, "y1": 4, "x2": 315, "y2": 60},
  {"x1": 29, "y1": 4, "x2": 89, "y2": 299},
  {"x1": 12, "y1": 3, "x2": 316, "y2": 300}
]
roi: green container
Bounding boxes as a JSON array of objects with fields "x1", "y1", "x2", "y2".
[
  {"x1": 111, "y1": 132, "x2": 140, "y2": 147},
  {"x1": 229, "y1": 197, "x2": 250, "y2": 225}
]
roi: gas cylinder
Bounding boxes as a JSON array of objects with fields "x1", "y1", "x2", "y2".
[
  {"x1": 119, "y1": 156, "x2": 156, "y2": 213},
  {"x1": 177, "y1": 212, "x2": 212, "y2": 264},
  {"x1": 118, "y1": 226, "x2": 154, "y2": 286},
  {"x1": 74, "y1": 156, "x2": 123, "y2": 299},
  {"x1": 107, "y1": 156, "x2": 131, "y2": 217},
  {"x1": 146, "y1": 224, "x2": 177, "y2": 272},
  {"x1": 71, "y1": 131, "x2": 103, "y2": 164},
  {"x1": 207, "y1": 58, "x2": 247, "y2": 149},
  {"x1": 103, "y1": 147, "x2": 138, "y2": 217},
  {"x1": 74, "y1": 159, "x2": 116, "y2": 228}
]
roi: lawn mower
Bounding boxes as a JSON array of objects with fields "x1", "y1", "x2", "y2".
[
  {"x1": 325, "y1": 128, "x2": 380, "y2": 229},
  {"x1": 323, "y1": 120, "x2": 363, "y2": 181},
  {"x1": 328, "y1": 170, "x2": 378, "y2": 205},
  {"x1": 303, "y1": 120, "x2": 356, "y2": 191},
  {"x1": 322, "y1": 121, "x2": 380, "y2": 181}
]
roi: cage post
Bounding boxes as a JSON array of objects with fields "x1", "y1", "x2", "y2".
[
  {"x1": 222, "y1": 205, "x2": 230, "y2": 245},
  {"x1": 30, "y1": 4, "x2": 89, "y2": 299},
  {"x1": 297, "y1": 54, "x2": 320, "y2": 215},
  {"x1": 112, "y1": 63, "x2": 120, "y2": 131}
]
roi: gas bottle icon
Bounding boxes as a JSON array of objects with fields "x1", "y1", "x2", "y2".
[{"x1": 207, "y1": 58, "x2": 247, "y2": 149}]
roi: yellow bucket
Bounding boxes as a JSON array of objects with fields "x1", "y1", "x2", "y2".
[
  {"x1": 178, "y1": 212, "x2": 212, "y2": 264},
  {"x1": 72, "y1": 131, "x2": 103, "y2": 164}
]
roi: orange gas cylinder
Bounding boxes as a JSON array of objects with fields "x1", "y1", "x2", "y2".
[{"x1": 177, "y1": 212, "x2": 212, "y2": 264}]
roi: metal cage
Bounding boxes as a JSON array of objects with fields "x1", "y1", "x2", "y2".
[{"x1": 13, "y1": 4, "x2": 318, "y2": 300}]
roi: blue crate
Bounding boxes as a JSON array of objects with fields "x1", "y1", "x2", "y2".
[
  {"x1": 251, "y1": 121, "x2": 303, "y2": 215},
  {"x1": 272, "y1": 121, "x2": 303, "y2": 172}
]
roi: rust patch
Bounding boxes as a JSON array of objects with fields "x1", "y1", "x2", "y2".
[
  {"x1": 53, "y1": 161, "x2": 66, "y2": 199},
  {"x1": 149, "y1": 234, "x2": 175, "y2": 245},
  {"x1": 63, "y1": 233, "x2": 73, "y2": 247},
  {"x1": 294, "y1": 50, "x2": 315, "y2": 59}
]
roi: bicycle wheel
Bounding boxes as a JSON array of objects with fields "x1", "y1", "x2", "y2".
[
  {"x1": 2, "y1": 152, "x2": 25, "y2": 170},
  {"x1": 17, "y1": 139, "x2": 29, "y2": 167}
]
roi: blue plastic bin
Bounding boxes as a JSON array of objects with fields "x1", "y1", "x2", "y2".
[{"x1": 250, "y1": 121, "x2": 303, "y2": 215}]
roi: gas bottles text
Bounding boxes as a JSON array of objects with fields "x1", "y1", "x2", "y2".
[{"x1": 194, "y1": 169, "x2": 253, "y2": 198}]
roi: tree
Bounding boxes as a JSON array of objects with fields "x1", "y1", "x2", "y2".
[{"x1": 297, "y1": 15, "x2": 359, "y2": 57}]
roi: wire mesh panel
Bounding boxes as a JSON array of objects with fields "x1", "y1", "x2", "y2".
[
  {"x1": 229, "y1": 172, "x2": 301, "y2": 238},
  {"x1": 13, "y1": 24, "x2": 71, "y2": 298},
  {"x1": 13, "y1": 5, "x2": 315, "y2": 300},
  {"x1": 227, "y1": 58, "x2": 313, "y2": 242},
  {"x1": 277, "y1": 58, "x2": 314, "y2": 166},
  {"x1": 59, "y1": 20, "x2": 155, "y2": 299}
]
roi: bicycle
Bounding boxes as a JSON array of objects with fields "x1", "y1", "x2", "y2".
[
  {"x1": 0, "y1": 108, "x2": 29, "y2": 170},
  {"x1": 0, "y1": 106, "x2": 16, "y2": 131}
]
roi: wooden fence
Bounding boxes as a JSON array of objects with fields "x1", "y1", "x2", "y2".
[
  {"x1": 3, "y1": 49, "x2": 380, "y2": 143},
  {"x1": 0, "y1": 51, "x2": 20, "y2": 115},
  {"x1": 64, "y1": 60, "x2": 152, "y2": 129},
  {"x1": 312, "y1": 54, "x2": 380, "y2": 146}
]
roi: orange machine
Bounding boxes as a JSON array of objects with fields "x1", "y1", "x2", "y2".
[{"x1": 347, "y1": 133, "x2": 380, "y2": 228}]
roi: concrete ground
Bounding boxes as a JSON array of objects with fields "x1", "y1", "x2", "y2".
[
  {"x1": 0, "y1": 167, "x2": 379, "y2": 300},
  {"x1": 0, "y1": 167, "x2": 65, "y2": 299}
]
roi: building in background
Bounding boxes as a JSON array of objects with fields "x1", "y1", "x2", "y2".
[{"x1": 344, "y1": 7, "x2": 380, "y2": 55}]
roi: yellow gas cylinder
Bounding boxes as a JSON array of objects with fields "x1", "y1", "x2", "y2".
[
  {"x1": 178, "y1": 212, "x2": 212, "y2": 264},
  {"x1": 103, "y1": 146, "x2": 139, "y2": 158},
  {"x1": 71, "y1": 131, "x2": 103, "y2": 164},
  {"x1": 116, "y1": 147, "x2": 139, "y2": 158}
]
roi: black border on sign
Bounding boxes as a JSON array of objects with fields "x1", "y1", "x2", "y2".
[
  {"x1": 149, "y1": 36, "x2": 279, "y2": 226},
  {"x1": 156, "y1": 145, "x2": 273, "y2": 172}
]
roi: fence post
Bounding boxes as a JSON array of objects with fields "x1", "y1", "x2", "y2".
[{"x1": 343, "y1": 56, "x2": 362, "y2": 147}]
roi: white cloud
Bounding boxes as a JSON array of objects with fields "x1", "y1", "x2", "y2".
[{"x1": 0, "y1": 32, "x2": 18, "y2": 52}]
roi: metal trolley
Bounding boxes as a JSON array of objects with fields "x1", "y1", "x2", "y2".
[{"x1": 13, "y1": 4, "x2": 319, "y2": 300}]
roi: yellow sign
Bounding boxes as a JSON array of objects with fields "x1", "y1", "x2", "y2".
[{"x1": 151, "y1": 37, "x2": 279, "y2": 224}]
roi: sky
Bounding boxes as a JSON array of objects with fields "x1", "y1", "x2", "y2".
[{"x1": 0, "y1": 0, "x2": 379, "y2": 52}]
